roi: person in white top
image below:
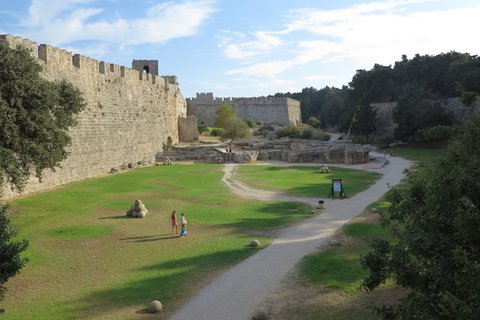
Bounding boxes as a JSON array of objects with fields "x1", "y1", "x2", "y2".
[{"x1": 180, "y1": 212, "x2": 187, "y2": 236}]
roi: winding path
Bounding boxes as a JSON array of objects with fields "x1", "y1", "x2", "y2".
[{"x1": 170, "y1": 153, "x2": 412, "y2": 320}]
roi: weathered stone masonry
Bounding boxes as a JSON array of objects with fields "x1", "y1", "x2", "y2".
[
  {"x1": 1, "y1": 35, "x2": 186, "y2": 199},
  {"x1": 187, "y1": 92, "x2": 302, "y2": 126}
]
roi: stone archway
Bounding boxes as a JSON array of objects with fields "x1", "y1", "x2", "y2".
[{"x1": 143, "y1": 65, "x2": 150, "y2": 73}]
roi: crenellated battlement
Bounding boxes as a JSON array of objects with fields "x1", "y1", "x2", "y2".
[
  {"x1": 0, "y1": 34, "x2": 175, "y2": 88},
  {"x1": 1, "y1": 34, "x2": 187, "y2": 199},
  {"x1": 186, "y1": 92, "x2": 294, "y2": 105},
  {"x1": 187, "y1": 92, "x2": 302, "y2": 126}
]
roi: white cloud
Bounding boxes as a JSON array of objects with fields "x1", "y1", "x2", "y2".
[
  {"x1": 225, "y1": 60, "x2": 294, "y2": 78},
  {"x1": 25, "y1": 0, "x2": 97, "y2": 27},
  {"x1": 220, "y1": 31, "x2": 283, "y2": 59},
  {"x1": 223, "y1": 0, "x2": 480, "y2": 82},
  {"x1": 22, "y1": 0, "x2": 217, "y2": 46}
]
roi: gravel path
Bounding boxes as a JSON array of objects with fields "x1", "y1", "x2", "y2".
[{"x1": 169, "y1": 153, "x2": 411, "y2": 320}]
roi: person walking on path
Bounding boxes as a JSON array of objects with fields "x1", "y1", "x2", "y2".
[
  {"x1": 171, "y1": 210, "x2": 178, "y2": 235},
  {"x1": 180, "y1": 212, "x2": 187, "y2": 236}
]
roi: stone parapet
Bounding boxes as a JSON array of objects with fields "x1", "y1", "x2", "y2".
[
  {"x1": 1, "y1": 34, "x2": 186, "y2": 199},
  {"x1": 187, "y1": 92, "x2": 301, "y2": 126}
]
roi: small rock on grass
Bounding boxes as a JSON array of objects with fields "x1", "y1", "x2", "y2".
[
  {"x1": 148, "y1": 300, "x2": 163, "y2": 313},
  {"x1": 329, "y1": 239, "x2": 341, "y2": 246},
  {"x1": 250, "y1": 239, "x2": 260, "y2": 247},
  {"x1": 252, "y1": 308, "x2": 268, "y2": 320}
]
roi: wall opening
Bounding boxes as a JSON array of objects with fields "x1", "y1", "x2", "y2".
[
  {"x1": 167, "y1": 136, "x2": 173, "y2": 146},
  {"x1": 143, "y1": 66, "x2": 150, "y2": 73}
]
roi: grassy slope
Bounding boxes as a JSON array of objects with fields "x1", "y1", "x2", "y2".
[
  {"x1": 287, "y1": 144, "x2": 447, "y2": 320},
  {"x1": 3, "y1": 163, "x2": 383, "y2": 319},
  {"x1": 3, "y1": 164, "x2": 312, "y2": 320},
  {"x1": 236, "y1": 165, "x2": 381, "y2": 198}
]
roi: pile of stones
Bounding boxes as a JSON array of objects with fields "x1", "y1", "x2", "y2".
[
  {"x1": 318, "y1": 164, "x2": 330, "y2": 173},
  {"x1": 126, "y1": 199, "x2": 148, "y2": 218}
]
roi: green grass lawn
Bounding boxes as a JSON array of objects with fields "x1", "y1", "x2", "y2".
[
  {"x1": 3, "y1": 164, "x2": 312, "y2": 320},
  {"x1": 386, "y1": 143, "x2": 446, "y2": 162},
  {"x1": 299, "y1": 214, "x2": 393, "y2": 295},
  {"x1": 235, "y1": 165, "x2": 381, "y2": 198},
  {"x1": 293, "y1": 202, "x2": 397, "y2": 320},
  {"x1": 290, "y1": 143, "x2": 449, "y2": 320}
]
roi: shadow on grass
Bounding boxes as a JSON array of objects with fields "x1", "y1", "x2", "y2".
[
  {"x1": 287, "y1": 183, "x2": 333, "y2": 198},
  {"x1": 218, "y1": 201, "x2": 313, "y2": 231},
  {"x1": 63, "y1": 247, "x2": 254, "y2": 319},
  {"x1": 119, "y1": 234, "x2": 179, "y2": 242},
  {"x1": 99, "y1": 215, "x2": 129, "y2": 220}
]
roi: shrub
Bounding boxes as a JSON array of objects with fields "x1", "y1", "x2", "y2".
[
  {"x1": 374, "y1": 135, "x2": 394, "y2": 148},
  {"x1": 311, "y1": 131, "x2": 330, "y2": 141},
  {"x1": 197, "y1": 124, "x2": 209, "y2": 133},
  {"x1": 210, "y1": 127, "x2": 225, "y2": 136},
  {"x1": 352, "y1": 135, "x2": 372, "y2": 144},
  {"x1": 256, "y1": 120, "x2": 264, "y2": 126},
  {"x1": 246, "y1": 119, "x2": 256, "y2": 128},
  {"x1": 276, "y1": 125, "x2": 303, "y2": 138},
  {"x1": 302, "y1": 129, "x2": 313, "y2": 139},
  {"x1": 307, "y1": 116, "x2": 320, "y2": 128},
  {"x1": 258, "y1": 125, "x2": 275, "y2": 137},
  {"x1": 422, "y1": 125, "x2": 456, "y2": 142}
]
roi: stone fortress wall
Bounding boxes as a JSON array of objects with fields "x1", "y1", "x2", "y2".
[
  {"x1": 372, "y1": 97, "x2": 480, "y2": 136},
  {"x1": 1, "y1": 34, "x2": 186, "y2": 199},
  {"x1": 186, "y1": 92, "x2": 302, "y2": 126}
]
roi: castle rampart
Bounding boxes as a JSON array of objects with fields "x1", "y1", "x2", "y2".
[
  {"x1": 186, "y1": 92, "x2": 302, "y2": 126},
  {"x1": 371, "y1": 97, "x2": 480, "y2": 136},
  {"x1": 1, "y1": 34, "x2": 186, "y2": 199}
]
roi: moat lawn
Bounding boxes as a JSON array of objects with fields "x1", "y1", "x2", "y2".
[
  {"x1": 3, "y1": 163, "x2": 379, "y2": 320},
  {"x1": 236, "y1": 165, "x2": 381, "y2": 198}
]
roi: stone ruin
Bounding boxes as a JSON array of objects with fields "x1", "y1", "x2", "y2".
[
  {"x1": 157, "y1": 139, "x2": 371, "y2": 165},
  {"x1": 126, "y1": 199, "x2": 148, "y2": 218}
]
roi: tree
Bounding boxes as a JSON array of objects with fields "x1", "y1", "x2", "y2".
[
  {"x1": 0, "y1": 41, "x2": 85, "y2": 302},
  {"x1": 350, "y1": 104, "x2": 377, "y2": 137},
  {"x1": 0, "y1": 205, "x2": 28, "y2": 301},
  {"x1": 0, "y1": 41, "x2": 86, "y2": 191},
  {"x1": 215, "y1": 103, "x2": 250, "y2": 144},
  {"x1": 393, "y1": 85, "x2": 453, "y2": 141},
  {"x1": 215, "y1": 103, "x2": 236, "y2": 129},
  {"x1": 362, "y1": 115, "x2": 480, "y2": 319}
]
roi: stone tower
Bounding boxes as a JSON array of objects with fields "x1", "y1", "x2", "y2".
[{"x1": 132, "y1": 59, "x2": 159, "y2": 76}]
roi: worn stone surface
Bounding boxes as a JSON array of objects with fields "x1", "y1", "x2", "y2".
[
  {"x1": 159, "y1": 139, "x2": 371, "y2": 165},
  {"x1": 178, "y1": 116, "x2": 199, "y2": 142},
  {"x1": 187, "y1": 92, "x2": 302, "y2": 126},
  {"x1": 1, "y1": 34, "x2": 186, "y2": 199}
]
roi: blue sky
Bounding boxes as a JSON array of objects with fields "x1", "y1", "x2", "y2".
[{"x1": 0, "y1": 0, "x2": 479, "y2": 98}]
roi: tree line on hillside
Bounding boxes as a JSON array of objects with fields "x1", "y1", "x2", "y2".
[{"x1": 275, "y1": 51, "x2": 480, "y2": 142}]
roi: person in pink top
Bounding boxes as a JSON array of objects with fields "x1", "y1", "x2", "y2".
[{"x1": 171, "y1": 210, "x2": 178, "y2": 235}]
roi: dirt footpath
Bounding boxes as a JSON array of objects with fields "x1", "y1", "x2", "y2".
[{"x1": 169, "y1": 153, "x2": 411, "y2": 320}]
